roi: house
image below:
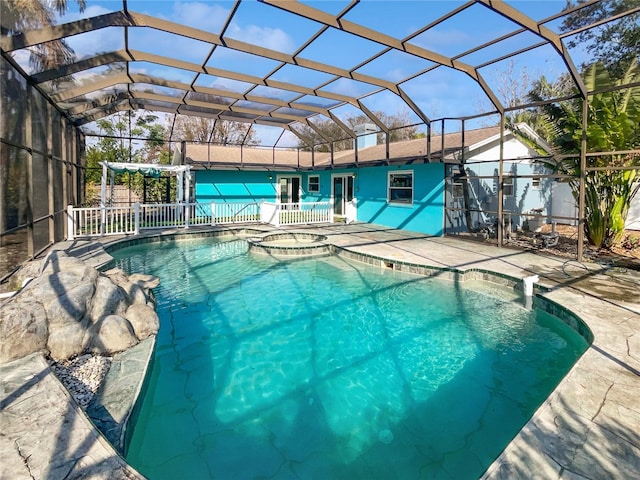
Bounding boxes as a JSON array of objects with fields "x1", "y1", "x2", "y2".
[
  {"x1": 443, "y1": 124, "x2": 577, "y2": 234},
  {"x1": 184, "y1": 125, "x2": 639, "y2": 236}
]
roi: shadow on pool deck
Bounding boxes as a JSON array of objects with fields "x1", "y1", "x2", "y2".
[{"x1": 0, "y1": 222, "x2": 638, "y2": 479}]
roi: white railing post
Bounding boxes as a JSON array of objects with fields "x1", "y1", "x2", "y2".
[
  {"x1": 185, "y1": 203, "x2": 190, "y2": 229},
  {"x1": 100, "y1": 206, "x2": 106, "y2": 235},
  {"x1": 134, "y1": 202, "x2": 140, "y2": 235},
  {"x1": 66, "y1": 205, "x2": 75, "y2": 240}
]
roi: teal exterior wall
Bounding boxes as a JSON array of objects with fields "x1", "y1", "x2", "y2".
[
  {"x1": 195, "y1": 170, "x2": 277, "y2": 203},
  {"x1": 355, "y1": 163, "x2": 445, "y2": 235},
  {"x1": 195, "y1": 164, "x2": 445, "y2": 236},
  {"x1": 195, "y1": 170, "x2": 334, "y2": 203},
  {"x1": 301, "y1": 171, "x2": 331, "y2": 202}
]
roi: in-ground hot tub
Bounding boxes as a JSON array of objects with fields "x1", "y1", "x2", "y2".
[{"x1": 247, "y1": 232, "x2": 330, "y2": 256}]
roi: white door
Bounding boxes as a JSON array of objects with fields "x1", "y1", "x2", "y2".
[
  {"x1": 332, "y1": 175, "x2": 355, "y2": 219},
  {"x1": 278, "y1": 176, "x2": 301, "y2": 208}
]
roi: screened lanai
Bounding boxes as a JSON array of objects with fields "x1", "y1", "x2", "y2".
[{"x1": 1, "y1": 0, "x2": 639, "y2": 279}]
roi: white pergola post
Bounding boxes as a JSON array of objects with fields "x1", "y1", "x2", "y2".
[
  {"x1": 185, "y1": 169, "x2": 191, "y2": 204},
  {"x1": 98, "y1": 162, "x2": 192, "y2": 232},
  {"x1": 100, "y1": 162, "x2": 107, "y2": 234},
  {"x1": 184, "y1": 170, "x2": 191, "y2": 229},
  {"x1": 177, "y1": 171, "x2": 184, "y2": 203}
]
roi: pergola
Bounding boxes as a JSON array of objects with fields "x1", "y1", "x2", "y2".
[{"x1": 99, "y1": 161, "x2": 191, "y2": 208}]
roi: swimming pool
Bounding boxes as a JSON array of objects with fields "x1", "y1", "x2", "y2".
[{"x1": 112, "y1": 236, "x2": 589, "y2": 479}]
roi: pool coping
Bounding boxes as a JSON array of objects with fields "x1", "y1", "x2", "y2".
[{"x1": 2, "y1": 223, "x2": 638, "y2": 479}]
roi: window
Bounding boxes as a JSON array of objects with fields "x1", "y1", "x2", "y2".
[
  {"x1": 388, "y1": 171, "x2": 413, "y2": 205},
  {"x1": 308, "y1": 175, "x2": 319, "y2": 193},
  {"x1": 503, "y1": 176, "x2": 514, "y2": 197},
  {"x1": 532, "y1": 176, "x2": 541, "y2": 189},
  {"x1": 452, "y1": 181, "x2": 464, "y2": 199}
]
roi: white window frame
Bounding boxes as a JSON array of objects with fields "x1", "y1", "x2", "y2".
[
  {"x1": 503, "y1": 175, "x2": 514, "y2": 197},
  {"x1": 387, "y1": 170, "x2": 414, "y2": 206},
  {"x1": 532, "y1": 176, "x2": 541, "y2": 190},
  {"x1": 452, "y1": 181, "x2": 464, "y2": 199},
  {"x1": 276, "y1": 174, "x2": 302, "y2": 205},
  {"x1": 308, "y1": 175, "x2": 320, "y2": 193}
]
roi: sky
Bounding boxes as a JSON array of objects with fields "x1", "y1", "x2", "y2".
[{"x1": 15, "y1": 0, "x2": 593, "y2": 146}]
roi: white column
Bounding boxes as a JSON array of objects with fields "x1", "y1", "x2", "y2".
[
  {"x1": 134, "y1": 202, "x2": 140, "y2": 235},
  {"x1": 185, "y1": 169, "x2": 191, "y2": 204},
  {"x1": 66, "y1": 205, "x2": 75, "y2": 240},
  {"x1": 100, "y1": 163, "x2": 107, "y2": 234},
  {"x1": 177, "y1": 171, "x2": 184, "y2": 203},
  {"x1": 185, "y1": 170, "x2": 192, "y2": 228},
  {"x1": 100, "y1": 163, "x2": 107, "y2": 208}
]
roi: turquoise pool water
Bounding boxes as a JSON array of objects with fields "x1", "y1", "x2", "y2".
[{"x1": 113, "y1": 237, "x2": 589, "y2": 480}]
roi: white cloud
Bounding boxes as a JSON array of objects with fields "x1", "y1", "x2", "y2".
[
  {"x1": 65, "y1": 27, "x2": 125, "y2": 60},
  {"x1": 127, "y1": 26, "x2": 211, "y2": 64},
  {"x1": 227, "y1": 22, "x2": 296, "y2": 53},
  {"x1": 10, "y1": 50, "x2": 33, "y2": 74},
  {"x1": 169, "y1": 1, "x2": 230, "y2": 33},
  {"x1": 319, "y1": 77, "x2": 372, "y2": 98},
  {"x1": 411, "y1": 28, "x2": 473, "y2": 54},
  {"x1": 57, "y1": 4, "x2": 115, "y2": 24}
]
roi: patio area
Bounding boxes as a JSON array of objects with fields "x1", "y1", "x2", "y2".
[{"x1": 1, "y1": 223, "x2": 638, "y2": 479}]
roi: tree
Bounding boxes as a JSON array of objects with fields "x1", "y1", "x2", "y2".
[
  {"x1": 1, "y1": 0, "x2": 86, "y2": 72},
  {"x1": 1, "y1": 0, "x2": 86, "y2": 228},
  {"x1": 85, "y1": 112, "x2": 175, "y2": 204},
  {"x1": 295, "y1": 109, "x2": 420, "y2": 151},
  {"x1": 523, "y1": 60, "x2": 640, "y2": 249},
  {"x1": 172, "y1": 116, "x2": 259, "y2": 145},
  {"x1": 561, "y1": 0, "x2": 639, "y2": 77}
]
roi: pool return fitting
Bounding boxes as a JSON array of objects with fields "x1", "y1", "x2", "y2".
[{"x1": 522, "y1": 274, "x2": 540, "y2": 310}]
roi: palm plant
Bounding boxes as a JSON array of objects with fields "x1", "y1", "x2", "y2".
[
  {"x1": 1, "y1": 0, "x2": 86, "y2": 72},
  {"x1": 517, "y1": 60, "x2": 640, "y2": 249}
]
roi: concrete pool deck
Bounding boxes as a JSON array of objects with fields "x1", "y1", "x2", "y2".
[{"x1": 1, "y1": 222, "x2": 638, "y2": 479}]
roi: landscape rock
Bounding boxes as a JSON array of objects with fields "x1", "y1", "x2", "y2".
[
  {"x1": 40, "y1": 251, "x2": 95, "y2": 278},
  {"x1": 43, "y1": 280, "x2": 95, "y2": 323},
  {"x1": 48, "y1": 318, "x2": 91, "y2": 360},
  {"x1": 129, "y1": 273, "x2": 160, "y2": 290},
  {"x1": 0, "y1": 252, "x2": 160, "y2": 364},
  {"x1": 105, "y1": 268, "x2": 155, "y2": 305},
  {"x1": 90, "y1": 275, "x2": 128, "y2": 322},
  {"x1": 90, "y1": 315, "x2": 138, "y2": 354},
  {"x1": 121, "y1": 280, "x2": 148, "y2": 305},
  {"x1": 103, "y1": 268, "x2": 130, "y2": 289},
  {"x1": 42, "y1": 279, "x2": 95, "y2": 360},
  {"x1": 0, "y1": 301, "x2": 48, "y2": 362},
  {"x1": 124, "y1": 303, "x2": 160, "y2": 340}
]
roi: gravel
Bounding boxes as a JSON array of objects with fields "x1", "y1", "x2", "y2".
[{"x1": 51, "y1": 354, "x2": 112, "y2": 408}]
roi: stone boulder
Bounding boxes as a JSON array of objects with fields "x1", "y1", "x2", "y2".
[
  {"x1": 0, "y1": 301, "x2": 48, "y2": 363},
  {"x1": 89, "y1": 315, "x2": 138, "y2": 354},
  {"x1": 0, "y1": 250, "x2": 161, "y2": 364},
  {"x1": 104, "y1": 268, "x2": 157, "y2": 305},
  {"x1": 26, "y1": 253, "x2": 97, "y2": 360},
  {"x1": 90, "y1": 275, "x2": 128, "y2": 323},
  {"x1": 124, "y1": 303, "x2": 160, "y2": 340},
  {"x1": 129, "y1": 273, "x2": 160, "y2": 290}
]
